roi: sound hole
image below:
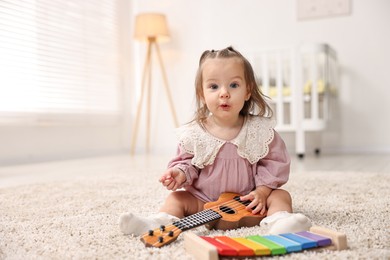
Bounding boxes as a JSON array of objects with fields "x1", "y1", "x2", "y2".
[{"x1": 219, "y1": 205, "x2": 235, "y2": 214}]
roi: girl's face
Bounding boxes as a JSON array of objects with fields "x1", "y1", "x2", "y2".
[{"x1": 201, "y1": 57, "x2": 251, "y2": 122}]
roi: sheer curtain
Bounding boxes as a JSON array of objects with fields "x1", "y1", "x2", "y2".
[{"x1": 0, "y1": 0, "x2": 123, "y2": 124}]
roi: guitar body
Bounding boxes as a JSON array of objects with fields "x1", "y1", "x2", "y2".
[
  {"x1": 141, "y1": 192, "x2": 267, "y2": 248},
  {"x1": 203, "y1": 192, "x2": 266, "y2": 230}
]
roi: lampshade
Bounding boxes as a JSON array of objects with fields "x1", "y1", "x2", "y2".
[{"x1": 134, "y1": 13, "x2": 170, "y2": 42}]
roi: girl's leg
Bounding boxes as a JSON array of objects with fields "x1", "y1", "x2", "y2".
[
  {"x1": 119, "y1": 191, "x2": 204, "y2": 235},
  {"x1": 261, "y1": 189, "x2": 311, "y2": 234},
  {"x1": 266, "y1": 189, "x2": 292, "y2": 215},
  {"x1": 159, "y1": 190, "x2": 205, "y2": 218}
]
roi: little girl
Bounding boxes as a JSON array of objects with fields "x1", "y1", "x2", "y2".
[{"x1": 120, "y1": 46, "x2": 311, "y2": 236}]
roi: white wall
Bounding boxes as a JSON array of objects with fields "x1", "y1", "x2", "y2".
[{"x1": 131, "y1": 0, "x2": 390, "y2": 156}]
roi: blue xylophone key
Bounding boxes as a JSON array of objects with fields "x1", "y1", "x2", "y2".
[
  {"x1": 280, "y1": 233, "x2": 317, "y2": 249},
  {"x1": 263, "y1": 235, "x2": 302, "y2": 253}
]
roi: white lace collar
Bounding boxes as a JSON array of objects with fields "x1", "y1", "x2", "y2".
[{"x1": 176, "y1": 116, "x2": 276, "y2": 168}]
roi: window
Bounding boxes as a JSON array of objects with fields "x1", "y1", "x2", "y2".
[{"x1": 0, "y1": 0, "x2": 123, "y2": 125}]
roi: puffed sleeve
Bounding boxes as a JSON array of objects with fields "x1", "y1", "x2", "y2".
[
  {"x1": 254, "y1": 131, "x2": 290, "y2": 188},
  {"x1": 167, "y1": 144, "x2": 201, "y2": 186}
]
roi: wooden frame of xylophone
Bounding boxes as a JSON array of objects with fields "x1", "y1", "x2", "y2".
[{"x1": 184, "y1": 226, "x2": 348, "y2": 260}]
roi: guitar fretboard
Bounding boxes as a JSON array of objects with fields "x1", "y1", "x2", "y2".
[{"x1": 172, "y1": 209, "x2": 222, "y2": 231}]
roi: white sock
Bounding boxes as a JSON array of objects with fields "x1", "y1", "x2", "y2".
[
  {"x1": 119, "y1": 212, "x2": 179, "y2": 236},
  {"x1": 260, "y1": 211, "x2": 312, "y2": 235}
]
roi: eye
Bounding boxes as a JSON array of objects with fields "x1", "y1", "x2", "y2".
[
  {"x1": 230, "y1": 82, "x2": 239, "y2": 88},
  {"x1": 209, "y1": 84, "x2": 218, "y2": 90}
]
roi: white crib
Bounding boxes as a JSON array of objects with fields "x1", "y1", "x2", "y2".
[{"x1": 249, "y1": 44, "x2": 338, "y2": 158}]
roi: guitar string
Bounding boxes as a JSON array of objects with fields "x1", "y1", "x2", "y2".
[{"x1": 143, "y1": 197, "x2": 261, "y2": 246}]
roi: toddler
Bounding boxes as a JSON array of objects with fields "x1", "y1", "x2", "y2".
[{"x1": 120, "y1": 46, "x2": 311, "y2": 236}]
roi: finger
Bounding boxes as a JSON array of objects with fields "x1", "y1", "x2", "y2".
[
  {"x1": 159, "y1": 173, "x2": 171, "y2": 182},
  {"x1": 167, "y1": 181, "x2": 177, "y2": 190},
  {"x1": 170, "y1": 181, "x2": 178, "y2": 191},
  {"x1": 252, "y1": 203, "x2": 263, "y2": 214},
  {"x1": 240, "y1": 194, "x2": 253, "y2": 202},
  {"x1": 260, "y1": 206, "x2": 267, "y2": 216},
  {"x1": 250, "y1": 200, "x2": 263, "y2": 213},
  {"x1": 240, "y1": 195, "x2": 249, "y2": 202},
  {"x1": 163, "y1": 179, "x2": 173, "y2": 188},
  {"x1": 246, "y1": 200, "x2": 258, "y2": 211}
]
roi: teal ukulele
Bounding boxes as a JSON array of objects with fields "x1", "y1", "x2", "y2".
[{"x1": 140, "y1": 192, "x2": 266, "y2": 248}]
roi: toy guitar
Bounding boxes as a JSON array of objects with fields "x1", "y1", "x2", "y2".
[{"x1": 140, "y1": 192, "x2": 266, "y2": 248}]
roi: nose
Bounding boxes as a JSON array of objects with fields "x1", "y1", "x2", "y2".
[{"x1": 220, "y1": 86, "x2": 230, "y2": 99}]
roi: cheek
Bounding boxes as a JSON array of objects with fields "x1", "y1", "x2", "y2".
[
  {"x1": 203, "y1": 96, "x2": 213, "y2": 106},
  {"x1": 202, "y1": 92, "x2": 215, "y2": 103},
  {"x1": 201, "y1": 96, "x2": 211, "y2": 107}
]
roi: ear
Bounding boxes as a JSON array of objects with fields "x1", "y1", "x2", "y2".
[
  {"x1": 245, "y1": 85, "x2": 251, "y2": 101},
  {"x1": 245, "y1": 92, "x2": 251, "y2": 101}
]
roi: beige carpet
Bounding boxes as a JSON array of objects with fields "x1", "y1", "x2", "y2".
[{"x1": 0, "y1": 162, "x2": 389, "y2": 259}]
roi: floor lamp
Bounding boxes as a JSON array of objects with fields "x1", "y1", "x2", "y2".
[{"x1": 131, "y1": 13, "x2": 179, "y2": 154}]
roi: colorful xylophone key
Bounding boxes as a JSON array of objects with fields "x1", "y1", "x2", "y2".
[
  {"x1": 184, "y1": 226, "x2": 348, "y2": 260},
  {"x1": 262, "y1": 234, "x2": 302, "y2": 253},
  {"x1": 247, "y1": 235, "x2": 287, "y2": 255},
  {"x1": 279, "y1": 233, "x2": 318, "y2": 249}
]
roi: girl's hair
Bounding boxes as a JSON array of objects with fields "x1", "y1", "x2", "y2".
[{"x1": 193, "y1": 46, "x2": 273, "y2": 123}]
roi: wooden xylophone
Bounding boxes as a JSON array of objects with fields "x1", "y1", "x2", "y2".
[{"x1": 184, "y1": 226, "x2": 347, "y2": 260}]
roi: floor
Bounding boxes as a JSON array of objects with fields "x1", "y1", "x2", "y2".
[
  {"x1": 0, "y1": 153, "x2": 389, "y2": 189},
  {"x1": 290, "y1": 153, "x2": 390, "y2": 173}
]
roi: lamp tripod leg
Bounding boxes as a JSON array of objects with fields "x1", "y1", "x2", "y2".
[
  {"x1": 130, "y1": 42, "x2": 153, "y2": 155},
  {"x1": 146, "y1": 47, "x2": 153, "y2": 153}
]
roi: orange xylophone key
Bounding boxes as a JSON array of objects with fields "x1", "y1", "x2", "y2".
[
  {"x1": 232, "y1": 237, "x2": 271, "y2": 256},
  {"x1": 214, "y1": 236, "x2": 254, "y2": 256}
]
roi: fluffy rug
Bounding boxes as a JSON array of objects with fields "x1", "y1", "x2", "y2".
[{"x1": 0, "y1": 159, "x2": 389, "y2": 259}]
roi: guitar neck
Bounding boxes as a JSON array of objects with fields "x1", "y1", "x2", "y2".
[{"x1": 172, "y1": 209, "x2": 222, "y2": 231}]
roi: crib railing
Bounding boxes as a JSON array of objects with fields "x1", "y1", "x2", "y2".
[{"x1": 249, "y1": 44, "x2": 338, "y2": 158}]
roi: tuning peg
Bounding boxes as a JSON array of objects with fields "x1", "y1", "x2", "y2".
[{"x1": 148, "y1": 230, "x2": 154, "y2": 236}]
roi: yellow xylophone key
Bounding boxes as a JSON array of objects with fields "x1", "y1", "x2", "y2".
[{"x1": 232, "y1": 237, "x2": 271, "y2": 256}]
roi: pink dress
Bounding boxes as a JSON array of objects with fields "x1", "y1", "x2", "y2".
[{"x1": 167, "y1": 116, "x2": 290, "y2": 202}]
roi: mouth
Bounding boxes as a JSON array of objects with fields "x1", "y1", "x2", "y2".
[{"x1": 220, "y1": 104, "x2": 230, "y2": 110}]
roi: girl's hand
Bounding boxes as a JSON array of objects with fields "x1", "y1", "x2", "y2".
[
  {"x1": 240, "y1": 186, "x2": 271, "y2": 215},
  {"x1": 159, "y1": 168, "x2": 186, "y2": 191}
]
